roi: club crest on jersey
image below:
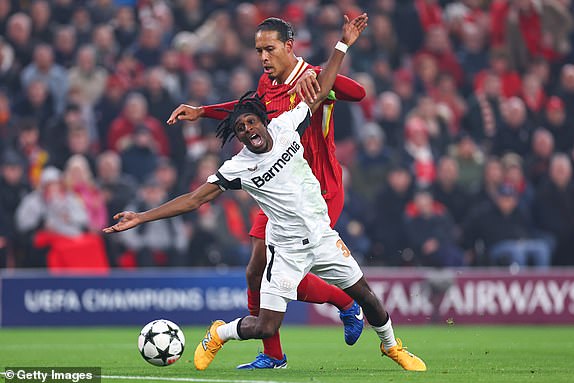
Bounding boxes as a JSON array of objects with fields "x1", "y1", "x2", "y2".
[{"x1": 252, "y1": 141, "x2": 300, "y2": 187}]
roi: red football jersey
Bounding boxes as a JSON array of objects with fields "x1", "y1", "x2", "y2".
[{"x1": 256, "y1": 59, "x2": 341, "y2": 200}]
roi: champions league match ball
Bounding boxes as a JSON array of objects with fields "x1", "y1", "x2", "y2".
[{"x1": 138, "y1": 319, "x2": 186, "y2": 366}]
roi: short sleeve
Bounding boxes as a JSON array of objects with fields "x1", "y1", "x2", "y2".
[
  {"x1": 207, "y1": 160, "x2": 242, "y2": 190},
  {"x1": 271, "y1": 102, "x2": 312, "y2": 135}
]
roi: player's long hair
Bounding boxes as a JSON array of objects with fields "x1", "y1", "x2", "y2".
[{"x1": 215, "y1": 91, "x2": 274, "y2": 147}]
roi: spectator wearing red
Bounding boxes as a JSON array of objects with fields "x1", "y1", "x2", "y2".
[
  {"x1": 416, "y1": 26, "x2": 464, "y2": 86},
  {"x1": 400, "y1": 116, "x2": 437, "y2": 188},
  {"x1": 474, "y1": 48, "x2": 522, "y2": 98},
  {"x1": 414, "y1": 0, "x2": 443, "y2": 32},
  {"x1": 107, "y1": 92, "x2": 170, "y2": 156},
  {"x1": 504, "y1": 0, "x2": 573, "y2": 72}
]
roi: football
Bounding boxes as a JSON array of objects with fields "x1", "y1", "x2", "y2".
[{"x1": 138, "y1": 319, "x2": 185, "y2": 366}]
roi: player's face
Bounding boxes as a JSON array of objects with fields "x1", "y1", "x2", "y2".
[
  {"x1": 234, "y1": 113, "x2": 272, "y2": 154},
  {"x1": 255, "y1": 30, "x2": 293, "y2": 81}
]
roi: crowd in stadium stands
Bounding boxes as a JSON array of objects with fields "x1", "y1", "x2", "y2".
[{"x1": 1, "y1": 0, "x2": 574, "y2": 271}]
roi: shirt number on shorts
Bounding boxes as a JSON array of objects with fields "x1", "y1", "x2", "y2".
[{"x1": 336, "y1": 239, "x2": 351, "y2": 257}]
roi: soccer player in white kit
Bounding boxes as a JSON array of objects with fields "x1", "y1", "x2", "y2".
[{"x1": 103, "y1": 13, "x2": 426, "y2": 372}]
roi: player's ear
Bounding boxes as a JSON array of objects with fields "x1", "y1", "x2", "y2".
[{"x1": 285, "y1": 39, "x2": 294, "y2": 53}]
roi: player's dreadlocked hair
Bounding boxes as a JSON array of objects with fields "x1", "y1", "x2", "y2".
[{"x1": 215, "y1": 91, "x2": 275, "y2": 147}]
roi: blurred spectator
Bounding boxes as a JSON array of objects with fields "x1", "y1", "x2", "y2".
[
  {"x1": 92, "y1": 24, "x2": 118, "y2": 70},
  {"x1": 173, "y1": 0, "x2": 205, "y2": 33},
  {"x1": 552, "y1": 64, "x2": 574, "y2": 125},
  {"x1": 0, "y1": 149, "x2": 30, "y2": 267},
  {"x1": 416, "y1": 26, "x2": 464, "y2": 86},
  {"x1": 520, "y1": 72, "x2": 546, "y2": 124},
  {"x1": 456, "y1": 21, "x2": 488, "y2": 95},
  {"x1": 21, "y1": 44, "x2": 69, "y2": 115},
  {"x1": 12, "y1": 80, "x2": 56, "y2": 138},
  {"x1": 471, "y1": 156, "x2": 504, "y2": 206},
  {"x1": 5, "y1": 12, "x2": 34, "y2": 69},
  {"x1": 501, "y1": 152, "x2": 535, "y2": 214},
  {"x1": 392, "y1": 68, "x2": 417, "y2": 119},
  {"x1": 541, "y1": 96, "x2": 574, "y2": 153},
  {"x1": 0, "y1": 90, "x2": 15, "y2": 142},
  {"x1": 53, "y1": 25, "x2": 78, "y2": 68},
  {"x1": 335, "y1": 166, "x2": 371, "y2": 265},
  {"x1": 118, "y1": 177, "x2": 187, "y2": 267},
  {"x1": 51, "y1": 0, "x2": 75, "y2": 25},
  {"x1": 525, "y1": 128, "x2": 554, "y2": 187},
  {"x1": 0, "y1": 0, "x2": 11, "y2": 37},
  {"x1": 94, "y1": 76, "x2": 127, "y2": 149},
  {"x1": 431, "y1": 72, "x2": 467, "y2": 134},
  {"x1": 503, "y1": 0, "x2": 573, "y2": 72},
  {"x1": 351, "y1": 121, "x2": 394, "y2": 203},
  {"x1": 374, "y1": 91, "x2": 403, "y2": 148},
  {"x1": 153, "y1": 157, "x2": 182, "y2": 199},
  {"x1": 462, "y1": 71, "x2": 503, "y2": 149},
  {"x1": 400, "y1": 115, "x2": 438, "y2": 187},
  {"x1": 0, "y1": 36, "x2": 21, "y2": 96},
  {"x1": 159, "y1": 49, "x2": 187, "y2": 101},
  {"x1": 30, "y1": 0, "x2": 54, "y2": 44},
  {"x1": 88, "y1": 0, "x2": 117, "y2": 25},
  {"x1": 447, "y1": 133, "x2": 484, "y2": 193},
  {"x1": 71, "y1": 6, "x2": 92, "y2": 45},
  {"x1": 120, "y1": 125, "x2": 159, "y2": 184},
  {"x1": 493, "y1": 97, "x2": 533, "y2": 157},
  {"x1": 141, "y1": 67, "x2": 185, "y2": 168},
  {"x1": 68, "y1": 44, "x2": 108, "y2": 107},
  {"x1": 113, "y1": 6, "x2": 138, "y2": 53},
  {"x1": 462, "y1": 183, "x2": 551, "y2": 268},
  {"x1": 96, "y1": 150, "x2": 136, "y2": 266},
  {"x1": 107, "y1": 92, "x2": 170, "y2": 156},
  {"x1": 431, "y1": 155, "x2": 469, "y2": 225},
  {"x1": 474, "y1": 48, "x2": 521, "y2": 98},
  {"x1": 533, "y1": 154, "x2": 574, "y2": 266},
  {"x1": 404, "y1": 188, "x2": 464, "y2": 267},
  {"x1": 367, "y1": 164, "x2": 413, "y2": 266},
  {"x1": 63, "y1": 154, "x2": 107, "y2": 232},
  {"x1": 50, "y1": 125, "x2": 97, "y2": 175},
  {"x1": 14, "y1": 118, "x2": 49, "y2": 188},
  {"x1": 413, "y1": 95, "x2": 452, "y2": 155},
  {"x1": 131, "y1": 22, "x2": 165, "y2": 68},
  {"x1": 15, "y1": 166, "x2": 88, "y2": 266},
  {"x1": 369, "y1": 13, "x2": 400, "y2": 70}
]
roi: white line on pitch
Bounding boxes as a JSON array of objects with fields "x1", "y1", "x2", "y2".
[{"x1": 99, "y1": 375, "x2": 308, "y2": 383}]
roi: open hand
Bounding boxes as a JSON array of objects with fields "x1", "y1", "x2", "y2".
[
  {"x1": 102, "y1": 211, "x2": 142, "y2": 233},
  {"x1": 340, "y1": 13, "x2": 368, "y2": 47}
]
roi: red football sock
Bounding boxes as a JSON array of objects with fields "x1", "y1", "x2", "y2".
[
  {"x1": 247, "y1": 288, "x2": 284, "y2": 360},
  {"x1": 297, "y1": 273, "x2": 353, "y2": 310},
  {"x1": 247, "y1": 288, "x2": 260, "y2": 317}
]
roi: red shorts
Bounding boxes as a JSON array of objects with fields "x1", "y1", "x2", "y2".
[{"x1": 248, "y1": 189, "x2": 345, "y2": 240}]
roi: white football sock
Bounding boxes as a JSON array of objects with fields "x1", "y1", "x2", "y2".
[
  {"x1": 372, "y1": 316, "x2": 397, "y2": 351},
  {"x1": 216, "y1": 318, "x2": 243, "y2": 341}
]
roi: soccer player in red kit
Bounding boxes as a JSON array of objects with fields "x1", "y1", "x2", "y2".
[{"x1": 167, "y1": 17, "x2": 366, "y2": 369}]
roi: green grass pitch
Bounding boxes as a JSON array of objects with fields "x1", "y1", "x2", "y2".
[{"x1": 1, "y1": 325, "x2": 573, "y2": 383}]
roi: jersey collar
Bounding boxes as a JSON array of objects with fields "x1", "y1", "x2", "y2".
[{"x1": 273, "y1": 57, "x2": 310, "y2": 86}]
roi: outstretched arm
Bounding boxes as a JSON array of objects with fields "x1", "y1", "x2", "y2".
[
  {"x1": 307, "y1": 13, "x2": 368, "y2": 113},
  {"x1": 289, "y1": 70, "x2": 366, "y2": 104},
  {"x1": 166, "y1": 100, "x2": 240, "y2": 124},
  {"x1": 103, "y1": 183, "x2": 223, "y2": 233}
]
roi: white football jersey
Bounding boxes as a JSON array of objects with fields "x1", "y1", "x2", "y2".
[{"x1": 207, "y1": 102, "x2": 330, "y2": 248}]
